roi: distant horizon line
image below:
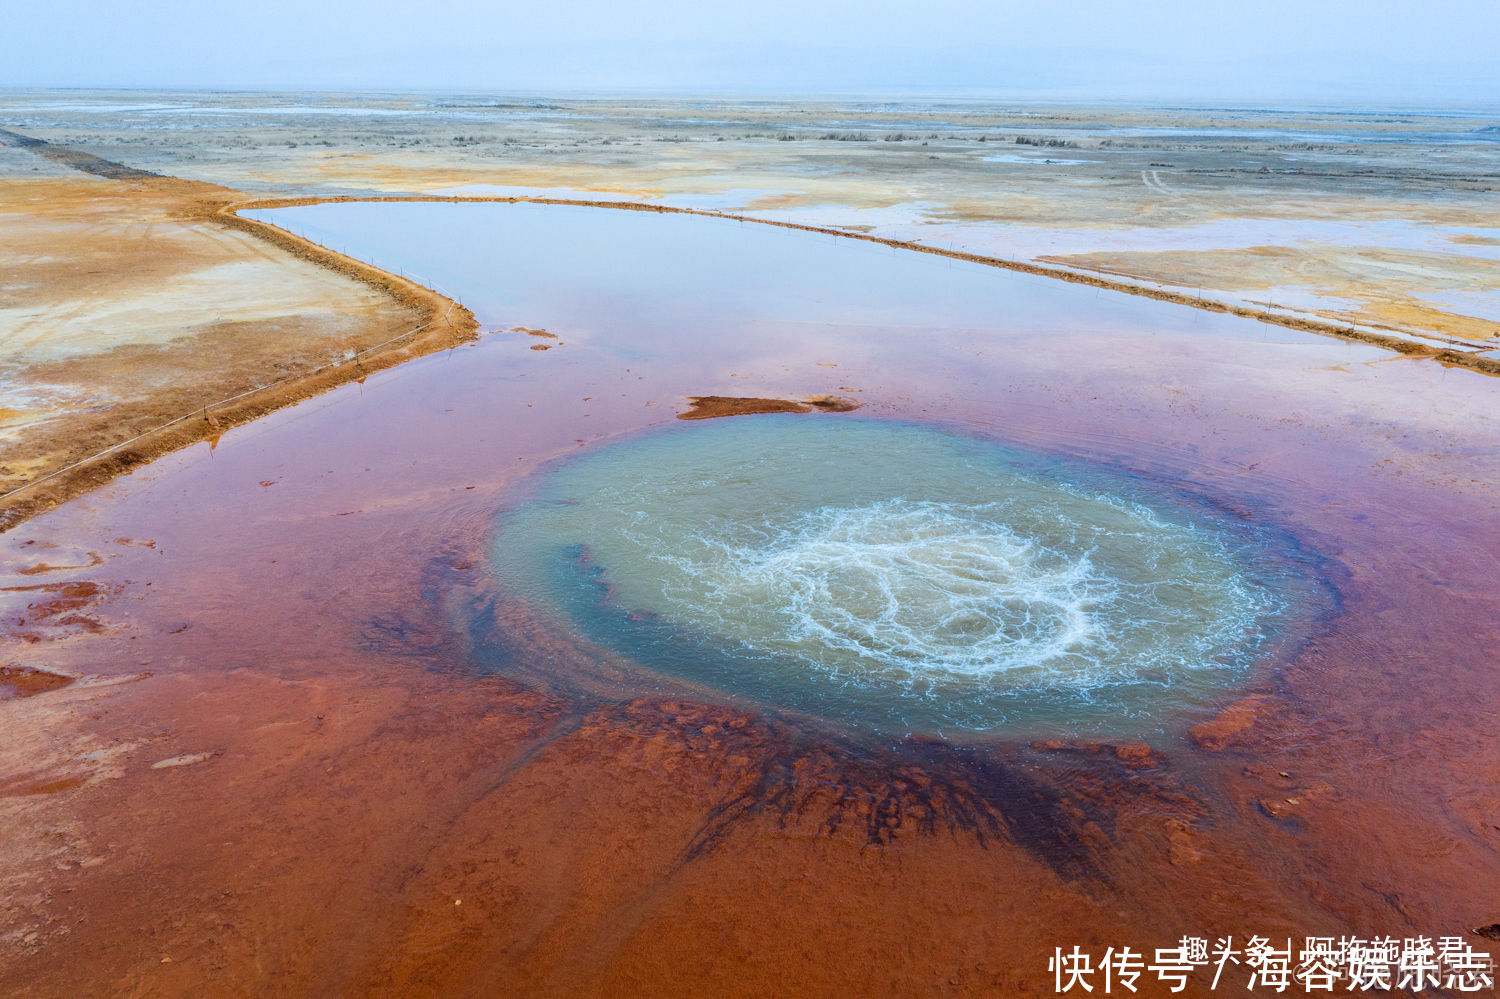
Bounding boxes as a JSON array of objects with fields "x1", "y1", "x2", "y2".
[{"x1": 2, "y1": 86, "x2": 1499, "y2": 115}]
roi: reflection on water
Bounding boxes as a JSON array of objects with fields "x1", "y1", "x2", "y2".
[{"x1": 494, "y1": 417, "x2": 1308, "y2": 737}]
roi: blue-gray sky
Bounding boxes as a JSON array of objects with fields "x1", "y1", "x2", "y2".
[{"x1": 7, "y1": 0, "x2": 1499, "y2": 101}]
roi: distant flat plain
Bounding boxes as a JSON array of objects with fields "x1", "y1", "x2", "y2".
[
  {"x1": 9, "y1": 91, "x2": 1498, "y2": 339},
  {"x1": 1, "y1": 92, "x2": 1497, "y2": 513}
]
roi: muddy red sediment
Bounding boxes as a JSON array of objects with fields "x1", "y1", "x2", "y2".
[
  {"x1": 0, "y1": 664, "x2": 73, "y2": 698},
  {"x1": 2, "y1": 203, "x2": 1500, "y2": 995},
  {"x1": 804, "y1": 394, "x2": 861, "y2": 412},
  {"x1": 678, "y1": 396, "x2": 813, "y2": 419},
  {"x1": 1, "y1": 580, "x2": 111, "y2": 642},
  {"x1": 1188, "y1": 694, "x2": 1276, "y2": 751},
  {"x1": 16, "y1": 553, "x2": 104, "y2": 576},
  {"x1": 0, "y1": 662, "x2": 1262, "y2": 995},
  {"x1": 678, "y1": 395, "x2": 860, "y2": 420}
]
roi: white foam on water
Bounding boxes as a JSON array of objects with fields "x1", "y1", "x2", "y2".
[
  {"x1": 635, "y1": 491, "x2": 1274, "y2": 700},
  {"x1": 653, "y1": 499, "x2": 1109, "y2": 680},
  {"x1": 492, "y1": 417, "x2": 1299, "y2": 735}
]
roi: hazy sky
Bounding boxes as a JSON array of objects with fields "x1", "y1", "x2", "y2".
[{"x1": 8, "y1": 0, "x2": 1499, "y2": 101}]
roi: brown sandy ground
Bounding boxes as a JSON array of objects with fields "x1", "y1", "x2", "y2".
[
  {"x1": 1038, "y1": 244, "x2": 1500, "y2": 344},
  {"x1": 679, "y1": 396, "x2": 814, "y2": 419},
  {"x1": 4, "y1": 92, "x2": 1495, "y2": 348},
  {"x1": 0, "y1": 168, "x2": 476, "y2": 530},
  {"x1": 678, "y1": 395, "x2": 860, "y2": 419}
]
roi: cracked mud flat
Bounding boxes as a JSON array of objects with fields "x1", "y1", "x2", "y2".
[{"x1": 0, "y1": 199, "x2": 1497, "y2": 996}]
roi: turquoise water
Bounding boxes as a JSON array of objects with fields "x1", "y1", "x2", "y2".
[{"x1": 492, "y1": 417, "x2": 1304, "y2": 738}]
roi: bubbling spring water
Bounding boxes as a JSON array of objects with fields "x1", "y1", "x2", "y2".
[{"x1": 491, "y1": 417, "x2": 1305, "y2": 738}]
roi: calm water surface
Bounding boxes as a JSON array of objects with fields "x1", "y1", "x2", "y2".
[{"x1": 248, "y1": 201, "x2": 1343, "y2": 739}]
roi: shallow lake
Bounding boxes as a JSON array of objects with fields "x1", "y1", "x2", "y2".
[{"x1": 13, "y1": 200, "x2": 1498, "y2": 991}]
